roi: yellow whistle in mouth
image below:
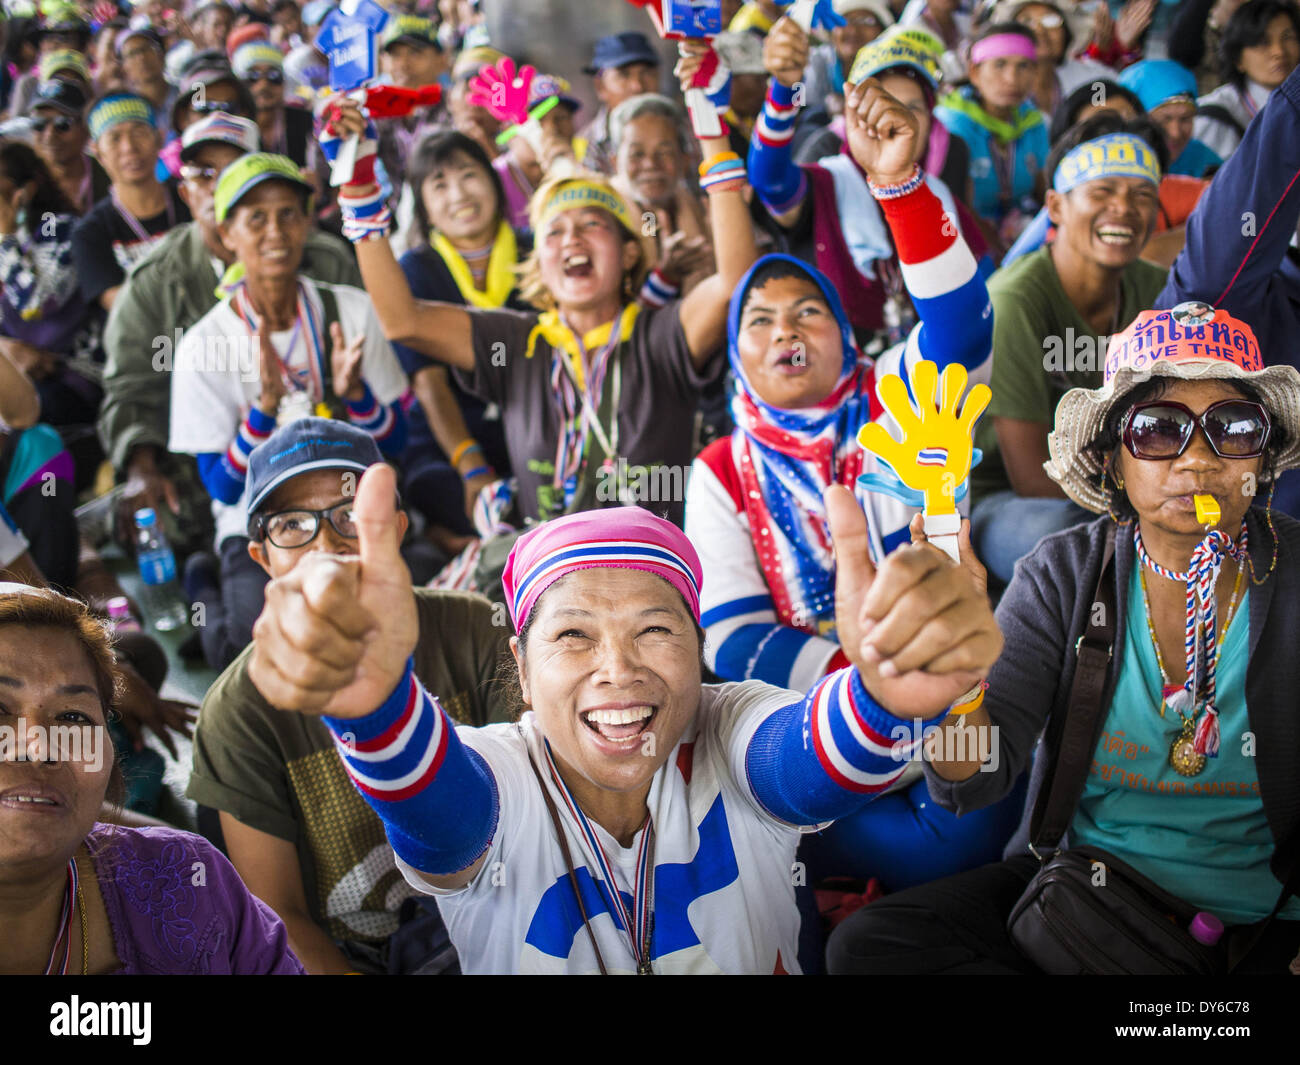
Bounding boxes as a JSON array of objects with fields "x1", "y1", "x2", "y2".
[{"x1": 1194, "y1": 493, "x2": 1221, "y2": 526}]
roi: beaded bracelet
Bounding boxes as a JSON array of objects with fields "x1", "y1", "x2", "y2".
[
  {"x1": 338, "y1": 184, "x2": 393, "y2": 243},
  {"x1": 867, "y1": 163, "x2": 925, "y2": 201},
  {"x1": 450, "y1": 439, "x2": 481, "y2": 468},
  {"x1": 461, "y1": 465, "x2": 493, "y2": 482}
]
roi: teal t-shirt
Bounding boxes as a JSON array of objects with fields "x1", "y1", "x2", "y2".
[{"x1": 1071, "y1": 566, "x2": 1300, "y2": 925}]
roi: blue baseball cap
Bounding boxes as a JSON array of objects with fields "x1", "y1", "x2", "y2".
[
  {"x1": 1117, "y1": 59, "x2": 1198, "y2": 113},
  {"x1": 246, "y1": 417, "x2": 382, "y2": 519},
  {"x1": 584, "y1": 31, "x2": 660, "y2": 75}
]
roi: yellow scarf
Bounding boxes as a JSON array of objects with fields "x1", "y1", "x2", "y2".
[
  {"x1": 431, "y1": 221, "x2": 518, "y2": 309},
  {"x1": 526, "y1": 303, "x2": 640, "y2": 389}
]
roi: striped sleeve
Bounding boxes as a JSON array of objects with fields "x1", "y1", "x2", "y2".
[
  {"x1": 876, "y1": 181, "x2": 992, "y2": 381},
  {"x1": 196, "y1": 406, "x2": 275, "y2": 504},
  {"x1": 744, "y1": 666, "x2": 945, "y2": 825},
  {"x1": 344, "y1": 383, "x2": 407, "y2": 456},
  {"x1": 686, "y1": 447, "x2": 846, "y2": 692},
  {"x1": 637, "y1": 268, "x2": 680, "y2": 310},
  {"x1": 747, "y1": 80, "x2": 808, "y2": 216},
  {"x1": 323, "y1": 658, "x2": 498, "y2": 875}
]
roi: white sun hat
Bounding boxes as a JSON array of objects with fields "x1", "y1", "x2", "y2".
[{"x1": 1044, "y1": 303, "x2": 1300, "y2": 513}]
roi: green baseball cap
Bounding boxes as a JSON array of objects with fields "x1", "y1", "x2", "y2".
[
  {"x1": 381, "y1": 14, "x2": 441, "y2": 52},
  {"x1": 214, "y1": 152, "x2": 313, "y2": 224}
]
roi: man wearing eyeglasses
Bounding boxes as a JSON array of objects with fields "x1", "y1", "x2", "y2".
[
  {"x1": 98, "y1": 112, "x2": 360, "y2": 565},
  {"x1": 185, "y1": 416, "x2": 513, "y2": 974},
  {"x1": 233, "y1": 39, "x2": 313, "y2": 169},
  {"x1": 26, "y1": 79, "x2": 109, "y2": 215}
]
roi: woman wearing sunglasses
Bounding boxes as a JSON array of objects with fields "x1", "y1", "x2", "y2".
[
  {"x1": 233, "y1": 41, "x2": 314, "y2": 170},
  {"x1": 828, "y1": 304, "x2": 1300, "y2": 974}
]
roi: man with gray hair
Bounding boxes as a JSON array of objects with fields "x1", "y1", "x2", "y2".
[{"x1": 609, "y1": 93, "x2": 713, "y2": 302}]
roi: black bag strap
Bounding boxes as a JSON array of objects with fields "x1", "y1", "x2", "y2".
[
  {"x1": 315, "y1": 283, "x2": 348, "y2": 419},
  {"x1": 1026, "y1": 525, "x2": 1300, "y2": 969},
  {"x1": 1029, "y1": 524, "x2": 1117, "y2": 855},
  {"x1": 521, "y1": 730, "x2": 609, "y2": 975},
  {"x1": 1195, "y1": 103, "x2": 1246, "y2": 139}
]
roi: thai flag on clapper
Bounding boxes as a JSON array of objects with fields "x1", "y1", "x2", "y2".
[{"x1": 917, "y1": 447, "x2": 948, "y2": 467}]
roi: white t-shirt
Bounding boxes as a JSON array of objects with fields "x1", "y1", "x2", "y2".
[
  {"x1": 168, "y1": 279, "x2": 408, "y2": 547},
  {"x1": 0, "y1": 502, "x2": 29, "y2": 568},
  {"x1": 398, "y1": 681, "x2": 818, "y2": 974}
]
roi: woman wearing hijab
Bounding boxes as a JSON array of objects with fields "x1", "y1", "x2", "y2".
[{"x1": 686, "y1": 77, "x2": 1025, "y2": 893}]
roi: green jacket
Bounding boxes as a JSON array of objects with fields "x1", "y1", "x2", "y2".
[{"x1": 98, "y1": 222, "x2": 362, "y2": 472}]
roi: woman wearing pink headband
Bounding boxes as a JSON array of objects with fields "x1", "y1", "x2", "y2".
[
  {"x1": 248, "y1": 464, "x2": 1003, "y2": 973},
  {"x1": 934, "y1": 22, "x2": 1049, "y2": 249}
]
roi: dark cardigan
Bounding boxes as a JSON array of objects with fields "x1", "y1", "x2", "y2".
[{"x1": 924, "y1": 507, "x2": 1300, "y2": 884}]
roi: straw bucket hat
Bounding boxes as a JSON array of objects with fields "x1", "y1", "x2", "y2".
[{"x1": 1044, "y1": 303, "x2": 1300, "y2": 513}]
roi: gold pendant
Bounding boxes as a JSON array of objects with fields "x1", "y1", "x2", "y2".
[{"x1": 1170, "y1": 719, "x2": 1206, "y2": 777}]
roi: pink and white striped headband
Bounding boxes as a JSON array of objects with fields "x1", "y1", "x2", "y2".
[{"x1": 502, "y1": 508, "x2": 703, "y2": 632}]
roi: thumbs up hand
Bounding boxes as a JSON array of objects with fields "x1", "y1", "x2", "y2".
[
  {"x1": 826, "y1": 485, "x2": 1001, "y2": 720},
  {"x1": 248, "y1": 464, "x2": 419, "y2": 718}
]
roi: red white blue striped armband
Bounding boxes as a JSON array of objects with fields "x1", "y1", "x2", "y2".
[
  {"x1": 338, "y1": 182, "x2": 393, "y2": 244},
  {"x1": 323, "y1": 659, "x2": 498, "y2": 875},
  {"x1": 745, "y1": 666, "x2": 948, "y2": 825},
  {"x1": 638, "y1": 268, "x2": 679, "y2": 309}
]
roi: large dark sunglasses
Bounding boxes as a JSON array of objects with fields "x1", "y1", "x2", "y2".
[
  {"x1": 250, "y1": 500, "x2": 357, "y2": 549},
  {"x1": 248, "y1": 68, "x2": 284, "y2": 85},
  {"x1": 31, "y1": 115, "x2": 76, "y2": 134},
  {"x1": 1121, "y1": 399, "x2": 1272, "y2": 460}
]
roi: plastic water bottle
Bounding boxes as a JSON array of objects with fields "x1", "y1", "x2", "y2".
[{"x1": 133, "y1": 509, "x2": 188, "y2": 632}]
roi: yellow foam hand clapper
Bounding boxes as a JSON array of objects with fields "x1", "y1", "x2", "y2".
[{"x1": 857, "y1": 360, "x2": 991, "y2": 562}]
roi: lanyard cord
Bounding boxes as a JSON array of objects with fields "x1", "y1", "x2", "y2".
[
  {"x1": 110, "y1": 186, "x2": 174, "y2": 243},
  {"x1": 542, "y1": 739, "x2": 655, "y2": 973}
]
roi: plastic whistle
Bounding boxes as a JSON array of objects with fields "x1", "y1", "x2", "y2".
[{"x1": 1194, "y1": 493, "x2": 1221, "y2": 527}]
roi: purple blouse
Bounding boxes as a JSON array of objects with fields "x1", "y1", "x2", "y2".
[{"x1": 86, "y1": 824, "x2": 304, "y2": 975}]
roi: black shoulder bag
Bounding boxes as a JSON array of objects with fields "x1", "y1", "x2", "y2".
[{"x1": 1007, "y1": 526, "x2": 1300, "y2": 974}]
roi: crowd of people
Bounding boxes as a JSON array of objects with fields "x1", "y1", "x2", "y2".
[{"x1": 1, "y1": 0, "x2": 1299, "y2": 976}]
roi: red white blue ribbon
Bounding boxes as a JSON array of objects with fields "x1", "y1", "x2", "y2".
[
  {"x1": 44, "y1": 858, "x2": 77, "y2": 975},
  {"x1": 1133, "y1": 521, "x2": 1248, "y2": 757},
  {"x1": 542, "y1": 739, "x2": 654, "y2": 971}
]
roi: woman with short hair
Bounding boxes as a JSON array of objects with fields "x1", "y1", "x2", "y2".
[
  {"x1": 1195, "y1": 0, "x2": 1300, "y2": 160},
  {"x1": 322, "y1": 79, "x2": 757, "y2": 534},
  {"x1": 0, "y1": 583, "x2": 303, "y2": 974},
  {"x1": 246, "y1": 462, "x2": 1004, "y2": 973}
]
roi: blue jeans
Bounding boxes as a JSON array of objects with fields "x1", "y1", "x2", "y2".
[{"x1": 971, "y1": 491, "x2": 1092, "y2": 587}]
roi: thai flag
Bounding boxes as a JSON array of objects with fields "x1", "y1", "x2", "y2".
[{"x1": 917, "y1": 447, "x2": 948, "y2": 467}]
